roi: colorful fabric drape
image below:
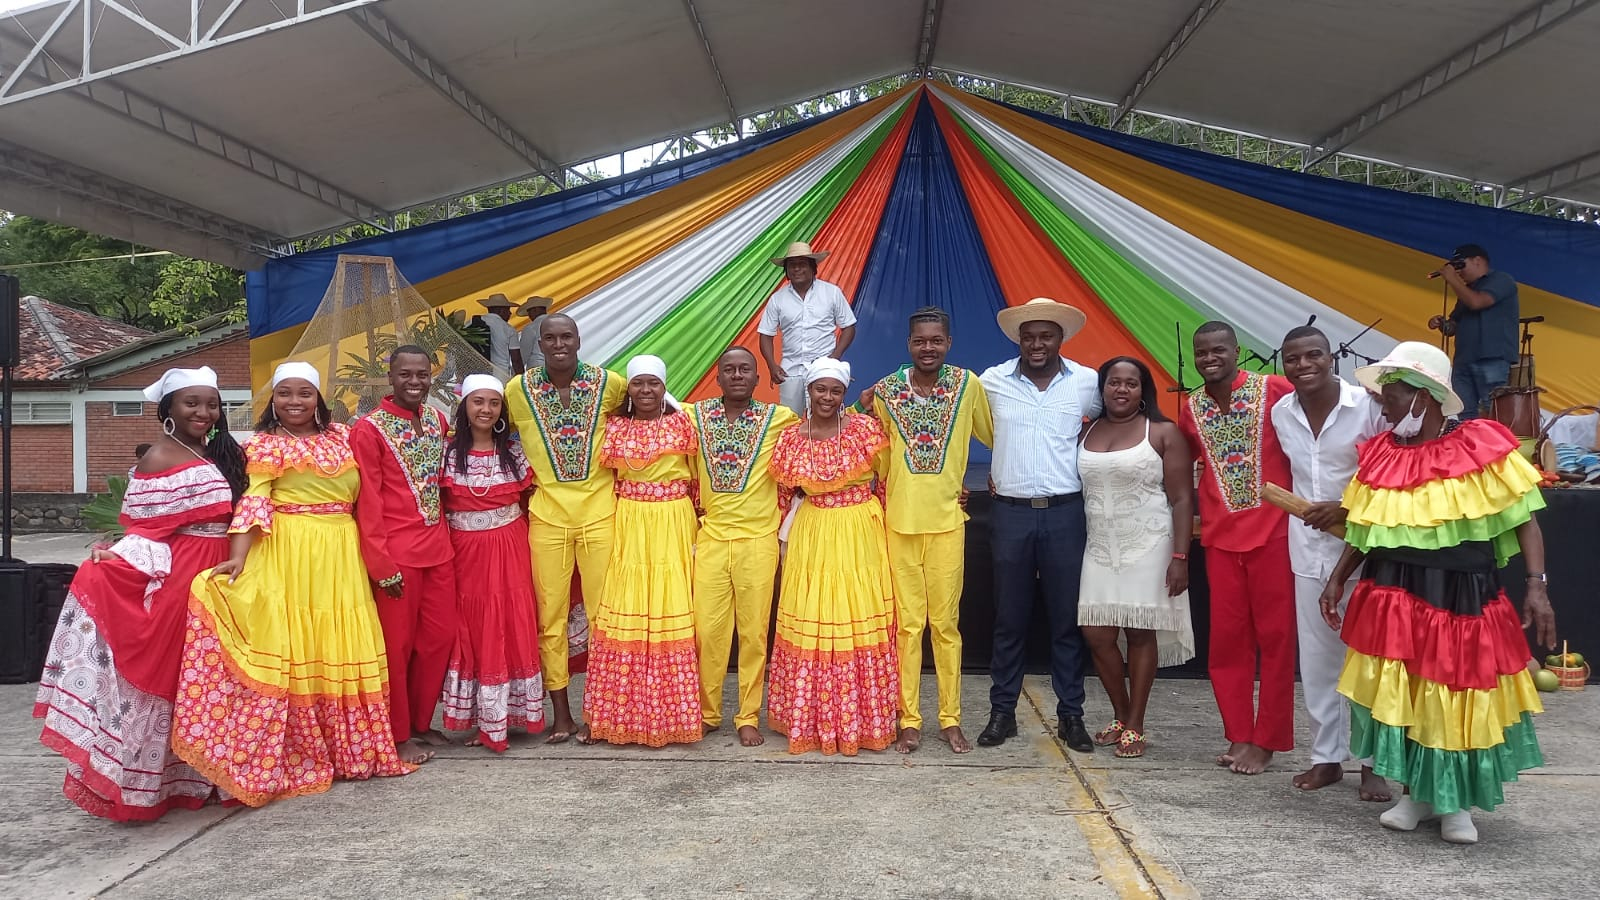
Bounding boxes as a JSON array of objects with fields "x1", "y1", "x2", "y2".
[{"x1": 249, "y1": 84, "x2": 1600, "y2": 412}]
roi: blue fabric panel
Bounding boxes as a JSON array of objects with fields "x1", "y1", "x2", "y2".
[
  {"x1": 845, "y1": 95, "x2": 1012, "y2": 463},
  {"x1": 1008, "y1": 103, "x2": 1600, "y2": 306},
  {"x1": 247, "y1": 110, "x2": 849, "y2": 337}
]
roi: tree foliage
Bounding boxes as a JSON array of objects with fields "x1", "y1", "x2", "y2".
[{"x1": 0, "y1": 214, "x2": 243, "y2": 329}]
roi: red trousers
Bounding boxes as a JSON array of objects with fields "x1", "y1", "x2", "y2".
[
  {"x1": 375, "y1": 561, "x2": 459, "y2": 744},
  {"x1": 1205, "y1": 540, "x2": 1296, "y2": 751}
]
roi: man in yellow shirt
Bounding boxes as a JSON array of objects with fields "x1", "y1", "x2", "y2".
[
  {"x1": 687, "y1": 347, "x2": 799, "y2": 747},
  {"x1": 864, "y1": 306, "x2": 993, "y2": 754},
  {"x1": 504, "y1": 313, "x2": 626, "y2": 743}
]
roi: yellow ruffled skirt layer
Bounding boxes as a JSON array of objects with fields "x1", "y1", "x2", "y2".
[
  {"x1": 172, "y1": 511, "x2": 412, "y2": 807},
  {"x1": 768, "y1": 498, "x2": 898, "y2": 755},
  {"x1": 583, "y1": 496, "x2": 701, "y2": 747},
  {"x1": 1343, "y1": 455, "x2": 1542, "y2": 529}
]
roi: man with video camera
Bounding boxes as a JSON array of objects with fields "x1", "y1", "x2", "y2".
[{"x1": 1426, "y1": 243, "x2": 1519, "y2": 419}]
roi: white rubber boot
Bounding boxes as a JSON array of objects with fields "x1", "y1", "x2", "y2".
[
  {"x1": 1440, "y1": 810, "x2": 1479, "y2": 844},
  {"x1": 1379, "y1": 795, "x2": 1436, "y2": 831}
]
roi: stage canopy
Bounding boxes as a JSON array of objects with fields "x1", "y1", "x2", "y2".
[
  {"x1": 245, "y1": 86, "x2": 1600, "y2": 412},
  {"x1": 2, "y1": 0, "x2": 1599, "y2": 272}
]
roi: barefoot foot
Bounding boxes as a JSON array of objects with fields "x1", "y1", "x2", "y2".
[
  {"x1": 415, "y1": 729, "x2": 451, "y2": 747},
  {"x1": 737, "y1": 725, "x2": 765, "y2": 747},
  {"x1": 940, "y1": 725, "x2": 972, "y2": 754},
  {"x1": 396, "y1": 742, "x2": 434, "y2": 765},
  {"x1": 1358, "y1": 766, "x2": 1392, "y2": 802},
  {"x1": 702, "y1": 722, "x2": 721, "y2": 738},
  {"x1": 575, "y1": 724, "x2": 598, "y2": 745},
  {"x1": 546, "y1": 711, "x2": 579, "y2": 745},
  {"x1": 1293, "y1": 762, "x2": 1344, "y2": 791},
  {"x1": 892, "y1": 727, "x2": 922, "y2": 754},
  {"x1": 1229, "y1": 744, "x2": 1273, "y2": 775},
  {"x1": 1216, "y1": 741, "x2": 1249, "y2": 767}
]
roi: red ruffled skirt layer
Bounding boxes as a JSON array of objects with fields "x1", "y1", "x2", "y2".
[
  {"x1": 442, "y1": 519, "x2": 545, "y2": 752},
  {"x1": 1353, "y1": 420, "x2": 1519, "y2": 491},
  {"x1": 1341, "y1": 582, "x2": 1533, "y2": 690},
  {"x1": 33, "y1": 533, "x2": 227, "y2": 821}
]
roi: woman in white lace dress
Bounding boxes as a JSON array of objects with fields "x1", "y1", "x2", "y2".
[{"x1": 1077, "y1": 357, "x2": 1195, "y2": 758}]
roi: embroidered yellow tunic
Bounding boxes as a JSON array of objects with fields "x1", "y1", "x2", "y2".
[
  {"x1": 505, "y1": 363, "x2": 627, "y2": 527},
  {"x1": 686, "y1": 399, "x2": 800, "y2": 541},
  {"x1": 870, "y1": 365, "x2": 994, "y2": 535}
]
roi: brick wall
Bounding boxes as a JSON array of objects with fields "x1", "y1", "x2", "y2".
[
  {"x1": 86, "y1": 401, "x2": 161, "y2": 492},
  {"x1": 94, "y1": 333, "x2": 252, "y2": 389},
  {"x1": 10, "y1": 423, "x2": 73, "y2": 492}
]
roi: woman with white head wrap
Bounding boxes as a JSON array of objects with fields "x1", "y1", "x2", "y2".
[
  {"x1": 170, "y1": 361, "x2": 417, "y2": 805},
  {"x1": 35, "y1": 367, "x2": 245, "y2": 820},
  {"x1": 438, "y1": 374, "x2": 546, "y2": 751},
  {"x1": 766, "y1": 358, "x2": 900, "y2": 756},
  {"x1": 579, "y1": 355, "x2": 703, "y2": 746}
]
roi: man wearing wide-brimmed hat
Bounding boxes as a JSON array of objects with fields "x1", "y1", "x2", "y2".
[
  {"x1": 473, "y1": 293, "x2": 520, "y2": 375},
  {"x1": 975, "y1": 297, "x2": 1100, "y2": 753},
  {"x1": 757, "y1": 241, "x2": 856, "y2": 416},
  {"x1": 516, "y1": 296, "x2": 554, "y2": 374}
]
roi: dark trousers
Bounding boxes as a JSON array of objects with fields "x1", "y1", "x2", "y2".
[{"x1": 988, "y1": 497, "x2": 1087, "y2": 719}]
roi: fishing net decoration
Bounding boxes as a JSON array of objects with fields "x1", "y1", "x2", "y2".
[{"x1": 229, "y1": 254, "x2": 501, "y2": 431}]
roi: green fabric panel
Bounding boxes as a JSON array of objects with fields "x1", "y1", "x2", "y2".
[
  {"x1": 947, "y1": 111, "x2": 1214, "y2": 381},
  {"x1": 608, "y1": 102, "x2": 911, "y2": 395},
  {"x1": 1345, "y1": 490, "x2": 1545, "y2": 567},
  {"x1": 1350, "y1": 703, "x2": 1542, "y2": 814}
]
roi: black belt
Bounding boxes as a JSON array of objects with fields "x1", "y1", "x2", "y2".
[{"x1": 991, "y1": 492, "x2": 1081, "y2": 509}]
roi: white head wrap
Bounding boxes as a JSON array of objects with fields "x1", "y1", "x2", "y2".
[
  {"x1": 458, "y1": 373, "x2": 504, "y2": 398},
  {"x1": 804, "y1": 357, "x2": 851, "y2": 387},
  {"x1": 625, "y1": 355, "x2": 680, "y2": 410},
  {"x1": 270, "y1": 361, "x2": 321, "y2": 391},
  {"x1": 143, "y1": 366, "x2": 218, "y2": 402}
]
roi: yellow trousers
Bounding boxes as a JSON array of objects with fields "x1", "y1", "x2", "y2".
[
  {"x1": 529, "y1": 514, "x2": 615, "y2": 691},
  {"x1": 693, "y1": 534, "x2": 779, "y2": 729},
  {"x1": 888, "y1": 526, "x2": 966, "y2": 731}
]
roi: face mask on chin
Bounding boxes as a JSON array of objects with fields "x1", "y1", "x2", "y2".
[{"x1": 1391, "y1": 392, "x2": 1426, "y2": 438}]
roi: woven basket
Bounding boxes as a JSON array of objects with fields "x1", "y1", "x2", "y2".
[{"x1": 1548, "y1": 662, "x2": 1590, "y2": 691}]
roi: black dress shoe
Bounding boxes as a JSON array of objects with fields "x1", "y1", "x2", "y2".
[
  {"x1": 976, "y1": 712, "x2": 1018, "y2": 747},
  {"x1": 1059, "y1": 715, "x2": 1094, "y2": 752}
]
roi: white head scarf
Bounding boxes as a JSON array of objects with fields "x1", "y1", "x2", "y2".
[
  {"x1": 625, "y1": 354, "x2": 680, "y2": 411},
  {"x1": 458, "y1": 373, "x2": 504, "y2": 398},
  {"x1": 143, "y1": 366, "x2": 218, "y2": 402},
  {"x1": 804, "y1": 357, "x2": 851, "y2": 387},
  {"x1": 270, "y1": 361, "x2": 321, "y2": 391}
]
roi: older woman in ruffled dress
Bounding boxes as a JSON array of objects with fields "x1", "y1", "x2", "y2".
[{"x1": 767, "y1": 358, "x2": 898, "y2": 756}]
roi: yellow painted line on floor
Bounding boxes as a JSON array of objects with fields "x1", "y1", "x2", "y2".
[{"x1": 1020, "y1": 685, "x2": 1196, "y2": 900}]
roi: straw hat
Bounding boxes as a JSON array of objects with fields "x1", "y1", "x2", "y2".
[
  {"x1": 1355, "y1": 340, "x2": 1464, "y2": 416},
  {"x1": 770, "y1": 241, "x2": 830, "y2": 266},
  {"x1": 996, "y1": 297, "x2": 1088, "y2": 344},
  {"x1": 517, "y1": 295, "x2": 554, "y2": 316},
  {"x1": 478, "y1": 292, "x2": 514, "y2": 309}
]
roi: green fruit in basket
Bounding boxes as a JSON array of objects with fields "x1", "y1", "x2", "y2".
[
  {"x1": 1533, "y1": 669, "x2": 1560, "y2": 692},
  {"x1": 1546, "y1": 654, "x2": 1566, "y2": 668},
  {"x1": 1567, "y1": 652, "x2": 1586, "y2": 667}
]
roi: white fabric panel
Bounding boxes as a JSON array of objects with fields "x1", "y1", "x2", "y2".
[
  {"x1": 563, "y1": 95, "x2": 911, "y2": 366},
  {"x1": 940, "y1": 89, "x2": 1401, "y2": 365}
]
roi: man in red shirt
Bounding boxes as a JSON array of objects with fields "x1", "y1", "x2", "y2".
[
  {"x1": 350, "y1": 345, "x2": 458, "y2": 764},
  {"x1": 1178, "y1": 322, "x2": 1295, "y2": 776}
]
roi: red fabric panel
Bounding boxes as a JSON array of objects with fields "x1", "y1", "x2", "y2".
[
  {"x1": 1341, "y1": 583, "x2": 1533, "y2": 691},
  {"x1": 1354, "y1": 419, "x2": 1521, "y2": 491}
]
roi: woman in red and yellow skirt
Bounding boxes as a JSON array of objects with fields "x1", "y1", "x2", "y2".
[
  {"x1": 1320, "y1": 343, "x2": 1555, "y2": 844},
  {"x1": 768, "y1": 358, "x2": 898, "y2": 756},
  {"x1": 172, "y1": 363, "x2": 414, "y2": 806},
  {"x1": 441, "y1": 374, "x2": 545, "y2": 751},
  {"x1": 579, "y1": 355, "x2": 701, "y2": 747}
]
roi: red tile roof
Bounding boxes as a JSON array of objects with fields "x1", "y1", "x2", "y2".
[{"x1": 15, "y1": 296, "x2": 151, "y2": 381}]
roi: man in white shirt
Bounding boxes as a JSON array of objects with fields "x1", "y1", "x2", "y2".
[
  {"x1": 516, "y1": 296, "x2": 552, "y2": 374},
  {"x1": 975, "y1": 298, "x2": 1101, "y2": 753},
  {"x1": 757, "y1": 241, "x2": 856, "y2": 416},
  {"x1": 1269, "y1": 325, "x2": 1391, "y2": 802},
  {"x1": 475, "y1": 293, "x2": 519, "y2": 376}
]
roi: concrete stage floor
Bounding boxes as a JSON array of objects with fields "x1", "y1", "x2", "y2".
[{"x1": 5, "y1": 670, "x2": 1598, "y2": 900}]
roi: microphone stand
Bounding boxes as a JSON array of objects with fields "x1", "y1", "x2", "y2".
[
  {"x1": 1165, "y1": 321, "x2": 1191, "y2": 394},
  {"x1": 1333, "y1": 318, "x2": 1383, "y2": 376}
]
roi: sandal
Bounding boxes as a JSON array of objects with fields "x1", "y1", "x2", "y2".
[
  {"x1": 1092, "y1": 719, "x2": 1126, "y2": 746},
  {"x1": 1114, "y1": 729, "x2": 1146, "y2": 759}
]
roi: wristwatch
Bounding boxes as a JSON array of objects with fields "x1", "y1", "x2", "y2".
[{"x1": 1526, "y1": 572, "x2": 1547, "y2": 584}]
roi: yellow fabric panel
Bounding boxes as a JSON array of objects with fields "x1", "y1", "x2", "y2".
[
  {"x1": 950, "y1": 91, "x2": 1600, "y2": 410},
  {"x1": 872, "y1": 370, "x2": 993, "y2": 534},
  {"x1": 1337, "y1": 650, "x2": 1542, "y2": 752},
  {"x1": 1342, "y1": 454, "x2": 1543, "y2": 528},
  {"x1": 592, "y1": 493, "x2": 698, "y2": 646},
  {"x1": 693, "y1": 534, "x2": 781, "y2": 728}
]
